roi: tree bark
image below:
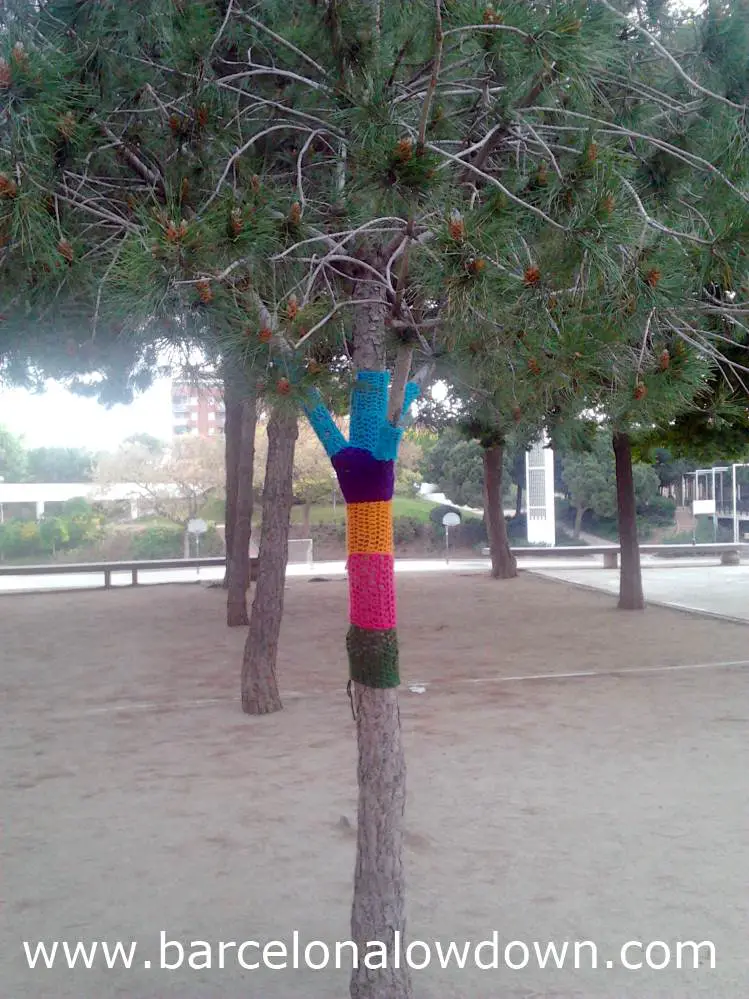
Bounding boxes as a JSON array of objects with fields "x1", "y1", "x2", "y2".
[
  {"x1": 241, "y1": 405, "x2": 297, "y2": 715},
  {"x1": 223, "y1": 373, "x2": 242, "y2": 588},
  {"x1": 227, "y1": 392, "x2": 257, "y2": 627},
  {"x1": 514, "y1": 479, "x2": 523, "y2": 520},
  {"x1": 573, "y1": 505, "x2": 585, "y2": 539},
  {"x1": 613, "y1": 430, "x2": 644, "y2": 611},
  {"x1": 350, "y1": 686, "x2": 410, "y2": 999},
  {"x1": 349, "y1": 273, "x2": 411, "y2": 999},
  {"x1": 483, "y1": 443, "x2": 517, "y2": 579}
]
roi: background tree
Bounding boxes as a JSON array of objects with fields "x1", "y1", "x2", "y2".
[
  {"x1": 95, "y1": 436, "x2": 224, "y2": 555},
  {"x1": 0, "y1": 425, "x2": 27, "y2": 480},
  {"x1": 25, "y1": 446, "x2": 94, "y2": 482},
  {"x1": 562, "y1": 431, "x2": 661, "y2": 537},
  {"x1": 293, "y1": 421, "x2": 339, "y2": 535}
]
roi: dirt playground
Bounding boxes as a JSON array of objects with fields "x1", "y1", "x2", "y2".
[{"x1": 2, "y1": 572, "x2": 749, "y2": 998}]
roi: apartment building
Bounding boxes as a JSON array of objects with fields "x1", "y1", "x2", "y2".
[{"x1": 171, "y1": 379, "x2": 225, "y2": 438}]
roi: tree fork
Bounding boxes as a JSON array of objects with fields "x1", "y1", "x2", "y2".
[{"x1": 613, "y1": 430, "x2": 645, "y2": 611}]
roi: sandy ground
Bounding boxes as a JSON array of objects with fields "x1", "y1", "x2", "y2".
[{"x1": 2, "y1": 572, "x2": 749, "y2": 998}]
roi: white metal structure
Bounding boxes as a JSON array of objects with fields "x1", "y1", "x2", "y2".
[
  {"x1": 287, "y1": 538, "x2": 314, "y2": 566},
  {"x1": 525, "y1": 435, "x2": 556, "y2": 545}
]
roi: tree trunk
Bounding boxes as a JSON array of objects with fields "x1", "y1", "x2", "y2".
[
  {"x1": 348, "y1": 277, "x2": 411, "y2": 999},
  {"x1": 483, "y1": 443, "x2": 517, "y2": 579},
  {"x1": 613, "y1": 431, "x2": 644, "y2": 611},
  {"x1": 573, "y1": 505, "x2": 585, "y2": 539},
  {"x1": 302, "y1": 501, "x2": 311, "y2": 537},
  {"x1": 514, "y1": 479, "x2": 523, "y2": 520},
  {"x1": 241, "y1": 405, "x2": 297, "y2": 715},
  {"x1": 227, "y1": 393, "x2": 258, "y2": 627},
  {"x1": 223, "y1": 374, "x2": 242, "y2": 587}
]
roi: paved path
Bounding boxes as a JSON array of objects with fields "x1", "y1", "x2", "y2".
[
  {"x1": 530, "y1": 559, "x2": 749, "y2": 623},
  {"x1": 2, "y1": 553, "x2": 747, "y2": 625}
]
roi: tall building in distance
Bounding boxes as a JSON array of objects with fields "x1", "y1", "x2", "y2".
[{"x1": 171, "y1": 379, "x2": 225, "y2": 438}]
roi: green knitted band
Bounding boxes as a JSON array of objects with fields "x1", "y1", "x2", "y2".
[{"x1": 346, "y1": 625, "x2": 400, "y2": 689}]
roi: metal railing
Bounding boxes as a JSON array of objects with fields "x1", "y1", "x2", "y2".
[
  {"x1": 0, "y1": 541, "x2": 745, "y2": 592},
  {"x1": 485, "y1": 541, "x2": 748, "y2": 568}
]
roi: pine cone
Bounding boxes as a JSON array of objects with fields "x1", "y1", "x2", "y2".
[
  {"x1": 645, "y1": 268, "x2": 661, "y2": 288},
  {"x1": 57, "y1": 240, "x2": 74, "y2": 264},
  {"x1": 659, "y1": 349, "x2": 670, "y2": 371},
  {"x1": 289, "y1": 201, "x2": 302, "y2": 225},
  {"x1": 524, "y1": 266, "x2": 541, "y2": 287},
  {"x1": 393, "y1": 137, "x2": 413, "y2": 163},
  {"x1": 448, "y1": 210, "x2": 465, "y2": 243},
  {"x1": 57, "y1": 112, "x2": 76, "y2": 141},
  {"x1": 258, "y1": 328, "x2": 273, "y2": 343},
  {"x1": 634, "y1": 382, "x2": 647, "y2": 400},
  {"x1": 286, "y1": 295, "x2": 299, "y2": 321},
  {"x1": 0, "y1": 174, "x2": 17, "y2": 198},
  {"x1": 229, "y1": 208, "x2": 243, "y2": 237},
  {"x1": 196, "y1": 279, "x2": 213, "y2": 304},
  {"x1": 0, "y1": 59, "x2": 11, "y2": 89}
]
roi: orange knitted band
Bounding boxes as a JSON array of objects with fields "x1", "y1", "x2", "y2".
[{"x1": 346, "y1": 500, "x2": 394, "y2": 556}]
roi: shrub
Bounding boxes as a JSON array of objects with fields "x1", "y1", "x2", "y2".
[
  {"x1": 640, "y1": 494, "x2": 677, "y2": 525},
  {"x1": 0, "y1": 521, "x2": 42, "y2": 559},
  {"x1": 130, "y1": 525, "x2": 184, "y2": 559},
  {"x1": 393, "y1": 516, "x2": 423, "y2": 546}
]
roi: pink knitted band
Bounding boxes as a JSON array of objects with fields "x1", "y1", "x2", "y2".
[{"x1": 347, "y1": 552, "x2": 397, "y2": 630}]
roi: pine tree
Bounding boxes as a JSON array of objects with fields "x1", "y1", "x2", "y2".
[{"x1": 2, "y1": 3, "x2": 749, "y2": 996}]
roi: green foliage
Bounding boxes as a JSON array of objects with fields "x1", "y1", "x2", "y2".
[
  {"x1": 0, "y1": 499, "x2": 100, "y2": 558},
  {"x1": 130, "y1": 524, "x2": 185, "y2": 559},
  {"x1": 562, "y1": 431, "x2": 663, "y2": 529},
  {"x1": 38, "y1": 515, "x2": 69, "y2": 554},
  {"x1": 392, "y1": 516, "x2": 422, "y2": 546},
  {"x1": 0, "y1": 425, "x2": 27, "y2": 480},
  {"x1": 423, "y1": 431, "x2": 485, "y2": 507},
  {"x1": 25, "y1": 446, "x2": 93, "y2": 482},
  {"x1": 0, "y1": 519, "x2": 41, "y2": 559}
]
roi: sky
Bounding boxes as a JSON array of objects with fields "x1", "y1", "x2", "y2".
[{"x1": 1, "y1": 378, "x2": 174, "y2": 451}]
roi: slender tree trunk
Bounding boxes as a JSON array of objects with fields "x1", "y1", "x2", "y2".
[
  {"x1": 227, "y1": 392, "x2": 258, "y2": 627},
  {"x1": 223, "y1": 374, "x2": 242, "y2": 587},
  {"x1": 483, "y1": 443, "x2": 517, "y2": 579},
  {"x1": 241, "y1": 405, "x2": 297, "y2": 715},
  {"x1": 514, "y1": 479, "x2": 523, "y2": 520},
  {"x1": 613, "y1": 431, "x2": 644, "y2": 611},
  {"x1": 348, "y1": 279, "x2": 411, "y2": 999},
  {"x1": 573, "y1": 505, "x2": 585, "y2": 539},
  {"x1": 302, "y1": 501, "x2": 311, "y2": 537}
]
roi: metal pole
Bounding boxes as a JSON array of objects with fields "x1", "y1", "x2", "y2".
[
  {"x1": 445, "y1": 525, "x2": 449, "y2": 564},
  {"x1": 732, "y1": 464, "x2": 739, "y2": 543},
  {"x1": 712, "y1": 467, "x2": 717, "y2": 540}
]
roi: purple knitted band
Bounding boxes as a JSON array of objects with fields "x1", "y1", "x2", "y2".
[{"x1": 332, "y1": 448, "x2": 394, "y2": 503}]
